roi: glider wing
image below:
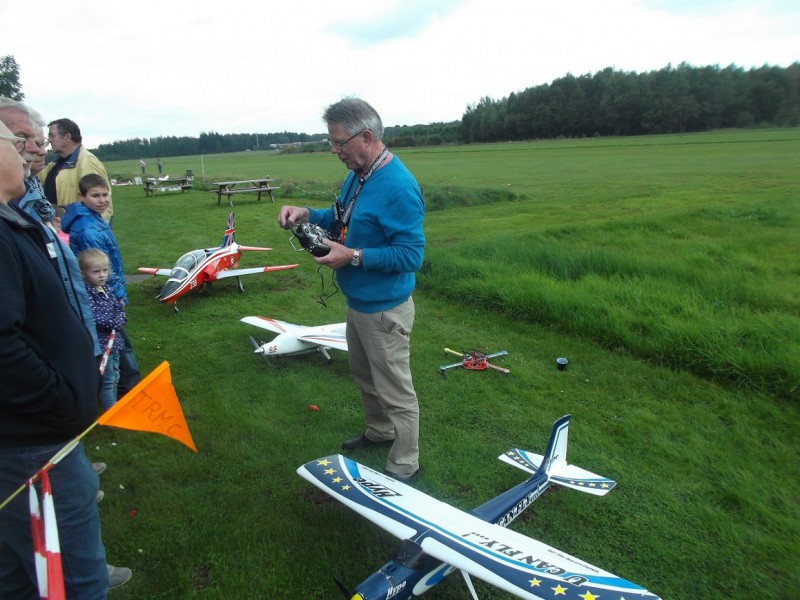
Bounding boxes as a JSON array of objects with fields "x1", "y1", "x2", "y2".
[{"x1": 296, "y1": 324, "x2": 348, "y2": 352}]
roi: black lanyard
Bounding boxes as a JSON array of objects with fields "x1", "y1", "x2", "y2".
[{"x1": 333, "y1": 147, "x2": 389, "y2": 243}]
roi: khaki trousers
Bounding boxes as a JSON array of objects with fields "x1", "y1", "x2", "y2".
[{"x1": 346, "y1": 297, "x2": 419, "y2": 475}]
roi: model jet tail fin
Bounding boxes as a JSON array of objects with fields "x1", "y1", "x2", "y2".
[
  {"x1": 499, "y1": 414, "x2": 617, "y2": 496},
  {"x1": 220, "y1": 212, "x2": 236, "y2": 247}
]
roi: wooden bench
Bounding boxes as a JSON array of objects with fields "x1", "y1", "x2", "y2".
[
  {"x1": 213, "y1": 178, "x2": 280, "y2": 206},
  {"x1": 144, "y1": 177, "x2": 192, "y2": 197}
]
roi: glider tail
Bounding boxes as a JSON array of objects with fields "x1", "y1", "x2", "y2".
[
  {"x1": 221, "y1": 212, "x2": 236, "y2": 247},
  {"x1": 534, "y1": 414, "x2": 571, "y2": 478},
  {"x1": 499, "y1": 414, "x2": 617, "y2": 496}
]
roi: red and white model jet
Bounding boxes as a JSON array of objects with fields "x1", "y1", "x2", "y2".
[{"x1": 138, "y1": 213, "x2": 298, "y2": 309}]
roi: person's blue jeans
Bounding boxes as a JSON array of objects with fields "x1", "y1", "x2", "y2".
[
  {"x1": 0, "y1": 442, "x2": 108, "y2": 599},
  {"x1": 100, "y1": 352, "x2": 121, "y2": 410},
  {"x1": 116, "y1": 326, "x2": 142, "y2": 397}
]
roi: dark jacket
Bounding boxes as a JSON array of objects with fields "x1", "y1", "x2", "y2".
[{"x1": 0, "y1": 203, "x2": 99, "y2": 447}]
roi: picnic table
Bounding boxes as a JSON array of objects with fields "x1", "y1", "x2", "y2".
[
  {"x1": 212, "y1": 178, "x2": 280, "y2": 206},
  {"x1": 144, "y1": 176, "x2": 192, "y2": 197}
]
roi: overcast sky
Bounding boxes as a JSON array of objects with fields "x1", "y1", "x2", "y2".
[{"x1": 3, "y1": 0, "x2": 798, "y2": 148}]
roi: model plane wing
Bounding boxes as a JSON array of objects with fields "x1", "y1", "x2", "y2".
[
  {"x1": 240, "y1": 316, "x2": 299, "y2": 335},
  {"x1": 137, "y1": 267, "x2": 172, "y2": 277},
  {"x1": 215, "y1": 264, "x2": 299, "y2": 280},
  {"x1": 296, "y1": 324, "x2": 348, "y2": 351},
  {"x1": 298, "y1": 454, "x2": 659, "y2": 600}
]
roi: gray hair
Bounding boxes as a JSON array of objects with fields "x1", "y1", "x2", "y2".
[
  {"x1": 0, "y1": 96, "x2": 24, "y2": 112},
  {"x1": 322, "y1": 97, "x2": 383, "y2": 141},
  {"x1": 0, "y1": 96, "x2": 44, "y2": 130}
]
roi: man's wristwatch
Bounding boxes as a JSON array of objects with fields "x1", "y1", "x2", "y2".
[{"x1": 350, "y1": 248, "x2": 362, "y2": 267}]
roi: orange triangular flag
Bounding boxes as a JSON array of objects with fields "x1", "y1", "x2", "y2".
[{"x1": 97, "y1": 361, "x2": 197, "y2": 452}]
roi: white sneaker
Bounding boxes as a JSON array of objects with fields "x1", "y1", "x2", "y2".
[
  {"x1": 92, "y1": 462, "x2": 107, "y2": 475},
  {"x1": 108, "y1": 564, "x2": 132, "y2": 589},
  {"x1": 96, "y1": 490, "x2": 104, "y2": 503}
]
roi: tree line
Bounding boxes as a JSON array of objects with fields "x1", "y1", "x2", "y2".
[
  {"x1": 2, "y1": 55, "x2": 797, "y2": 158},
  {"x1": 93, "y1": 131, "x2": 327, "y2": 161},
  {"x1": 93, "y1": 122, "x2": 463, "y2": 160},
  {"x1": 461, "y1": 62, "x2": 800, "y2": 143}
]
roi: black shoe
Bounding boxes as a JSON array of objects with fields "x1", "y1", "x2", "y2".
[
  {"x1": 384, "y1": 467, "x2": 421, "y2": 483},
  {"x1": 342, "y1": 434, "x2": 394, "y2": 451}
]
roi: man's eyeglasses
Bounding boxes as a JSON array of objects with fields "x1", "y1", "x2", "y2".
[
  {"x1": 327, "y1": 129, "x2": 367, "y2": 149},
  {"x1": 0, "y1": 133, "x2": 27, "y2": 153}
]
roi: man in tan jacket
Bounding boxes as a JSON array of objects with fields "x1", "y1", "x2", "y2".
[{"x1": 39, "y1": 118, "x2": 113, "y2": 224}]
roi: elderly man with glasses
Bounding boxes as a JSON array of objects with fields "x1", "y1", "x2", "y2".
[
  {"x1": 0, "y1": 98, "x2": 101, "y2": 359},
  {"x1": 0, "y1": 119, "x2": 110, "y2": 599},
  {"x1": 278, "y1": 97, "x2": 425, "y2": 483}
]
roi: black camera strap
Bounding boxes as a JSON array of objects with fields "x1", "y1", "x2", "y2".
[{"x1": 333, "y1": 147, "x2": 390, "y2": 243}]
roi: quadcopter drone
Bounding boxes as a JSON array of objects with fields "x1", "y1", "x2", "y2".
[{"x1": 439, "y1": 347, "x2": 510, "y2": 378}]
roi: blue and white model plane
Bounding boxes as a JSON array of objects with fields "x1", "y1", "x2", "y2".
[{"x1": 297, "y1": 415, "x2": 661, "y2": 600}]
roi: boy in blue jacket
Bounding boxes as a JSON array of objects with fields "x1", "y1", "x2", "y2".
[{"x1": 62, "y1": 174, "x2": 141, "y2": 394}]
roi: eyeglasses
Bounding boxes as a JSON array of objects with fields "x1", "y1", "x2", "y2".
[
  {"x1": 327, "y1": 129, "x2": 367, "y2": 149},
  {"x1": 0, "y1": 133, "x2": 27, "y2": 153},
  {"x1": 34, "y1": 139, "x2": 48, "y2": 149}
]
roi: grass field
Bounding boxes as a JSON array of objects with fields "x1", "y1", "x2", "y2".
[{"x1": 89, "y1": 129, "x2": 799, "y2": 599}]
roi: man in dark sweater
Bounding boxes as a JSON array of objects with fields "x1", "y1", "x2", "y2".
[{"x1": 0, "y1": 122, "x2": 109, "y2": 597}]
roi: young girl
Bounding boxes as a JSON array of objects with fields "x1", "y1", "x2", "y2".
[{"x1": 78, "y1": 248, "x2": 126, "y2": 410}]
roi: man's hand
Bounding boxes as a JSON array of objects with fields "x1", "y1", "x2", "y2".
[
  {"x1": 277, "y1": 206, "x2": 310, "y2": 229},
  {"x1": 313, "y1": 239, "x2": 355, "y2": 270}
]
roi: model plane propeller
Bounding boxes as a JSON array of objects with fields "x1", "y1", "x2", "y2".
[
  {"x1": 137, "y1": 213, "x2": 298, "y2": 310},
  {"x1": 297, "y1": 415, "x2": 662, "y2": 600},
  {"x1": 241, "y1": 316, "x2": 347, "y2": 362}
]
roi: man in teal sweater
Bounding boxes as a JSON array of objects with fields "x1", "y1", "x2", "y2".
[{"x1": 278, "y1": 97, "x2": 425, "y2": 482}]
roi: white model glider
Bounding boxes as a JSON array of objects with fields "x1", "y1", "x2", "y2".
[{"x1": 241, "y1": 316, "x2": 347, "y2": 362}]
